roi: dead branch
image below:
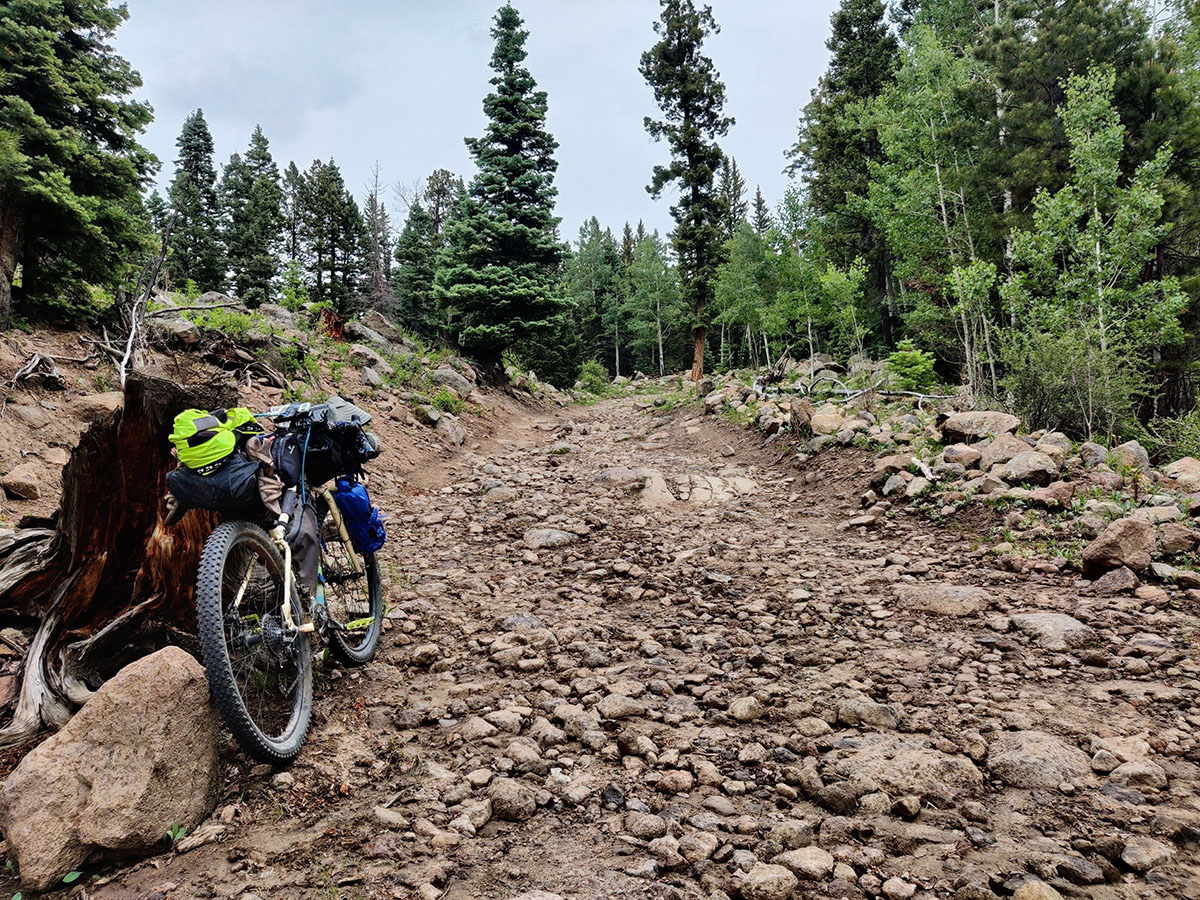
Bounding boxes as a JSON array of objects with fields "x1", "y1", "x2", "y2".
[
  {"x1": 119, "y1": 216, "x2": 173, "y2": 388},
  {"x1": 147, "y1": 302, "x2": 242, "y2": 318}
]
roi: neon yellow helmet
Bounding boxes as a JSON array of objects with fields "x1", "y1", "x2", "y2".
[
  {"x1": 223, "y1": 406, "x2": 262, "y2": 440},
  {"x1": 170, "y1": 409, "x2": 236, "y2": 474}
]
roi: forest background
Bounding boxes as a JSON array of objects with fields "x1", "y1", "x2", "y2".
[{"x1": 5, "y1": 0, "x2": 1200, "y2": 448}]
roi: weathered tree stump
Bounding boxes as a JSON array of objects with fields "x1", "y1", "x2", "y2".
[{"x1": 0, "y1": 366, "x2": 236, "y2": 745}]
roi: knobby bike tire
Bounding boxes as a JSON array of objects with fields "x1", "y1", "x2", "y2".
[
  {"x1": 319, "y1": 502, "x2": 384, "y2": 666},
  {"x1": 195, "y1": 520, "x2": 313, "y2": 764}
]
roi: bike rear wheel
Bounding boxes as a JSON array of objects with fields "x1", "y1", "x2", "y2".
[
  {"x1": 195, "y1": 520, "x2": 312, "y2": 764},
  {"x1": 318, "y1": 502, "x2": 383, "y2": 666}
]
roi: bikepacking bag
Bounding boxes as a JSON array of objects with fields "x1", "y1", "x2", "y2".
[
  {"x1": 166, "y1": 450, "x2": 264, "y2": 518},
  {"x1": 333, "y1": 477, "x2": 386, "y2": 554},
  {"x1": 170, "y1": 407, "x2": 263, "y2": 475},
  {"x1": 272, "y1": 423, "x2": 381, "y2": 487}
]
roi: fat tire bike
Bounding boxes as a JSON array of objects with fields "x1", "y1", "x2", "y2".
[{"x1": 193, "y1": 402, "x2": 384, "y2": 764}]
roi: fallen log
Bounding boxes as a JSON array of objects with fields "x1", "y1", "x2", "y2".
[{"x1": 0, "y1": 366, "x2": 236, "y2": 745}]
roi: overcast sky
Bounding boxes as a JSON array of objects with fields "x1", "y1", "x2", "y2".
[{"x1": 113, "y1": 0, "x2": 840, "y2": 243}]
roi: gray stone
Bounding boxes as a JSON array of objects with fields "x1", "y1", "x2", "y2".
[
  {"x1": 487, "y1": 778, "x2": 538, "y2": 821},
  {"x1": 523, "y1": 528, "x2": 578, "y2": 550},
  {"x1": 774, "y1": 846, "x2": 835, "y2": 880},
  {"x1": 1082, "y1": 518, "x2": 1154, "y2": 576},
  {"x1": 1010, "y1": 613, "x2": 1095, "y2": 651},
  {"x1": 894, "y1": 583, "x2": 989, "y2": 616},
  {"x1": 941, "y1": 411, "x2": 1021, "y2": 442},
  {"x1": 980, "y1": 432, "x2": 1030, "y2": 471},
  {"x1": 432, "y1": 365, "x2": 474, "y2": 398},
  {"x1": 1002, "y1": 450, "x2": 1059, "y2": 487},
  {"x1": 988, "y1": 731, "x2": 1091, "y2": 789},
  {"x1": 344, "y1": 320, "x2": 391, "y2": 351},
  {"x1": 1164, "y1": 456, "x2": 1200, "y2": 491},
  {"x1": 1120, "y1": 836, "x2": 1173, "y2": 872},
  {"x1": 1108, "y1": 759, "x2": 1167, "y2": 790},
  {"x1": 349, "y1": 343, "x2": 393, "y2": 375},
  {"x1": 1112, "y1": 440, "x2": 1150, "y2": 471},
  {"x1": 436, "y1": 414, "x2": 466, "y2": 446},
  {"x1": 2, "y1": 462, "x2": 41, "y2": 500},
  {"x1": 0, "y1": 648, "x2": 221, "y2": 891},
  {"x1": 829, "y1": 733, "x2": 983, "y2": 797},
  {"x1": 742, "y1": 863, "x2": 799, "y2": 900}
]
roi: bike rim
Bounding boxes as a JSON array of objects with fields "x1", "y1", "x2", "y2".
[
  {"x1": 222, "y1": 535, "x2": 307, "y2": 743},
  {"x1": 322, "y1": 533, "x2": 378, "y2": 652}
]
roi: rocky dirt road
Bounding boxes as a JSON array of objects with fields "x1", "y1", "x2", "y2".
[{"x1": 83, "y1": 395, "x2": 1199, "y2": 900}]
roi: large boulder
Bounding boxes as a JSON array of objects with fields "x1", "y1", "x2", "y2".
[
  {"x1": 1164, "y1": 457, "x2": 1200, "y2": 491},
  {"x1": 432, "y1": 365, "x2": 474, "y2": 398},
  {"x1": 989, "y1": 731, "x2": 1092, "y2": 788},
  {"x1": 980, "y1": 432, "x2": 1030, "y2": 472},
  {"x1": 941, "y1": 411, "x2": 1021, "y2": 443},
  {"x1": 1002, "y1": 450, "x2": 1059, "y2": 487},
  {"x1": 809, "y1": 404, "x2": 845, "y2": 436},
  {"x1": 1112, "y1": 440, "x2": 1150, "y2": 471},
  {"x1": 0, "y1": 647, "x2": 221, "y2": 891},
  {"x1": 1082, "y1": 518, "x2": 1154, "y2": 576}
]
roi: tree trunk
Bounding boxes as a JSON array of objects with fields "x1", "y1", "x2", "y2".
[
  {"x1": 0, "y1": 195, "x2": 22, "y2": 331},
  {"x1": 0, "y1": 368, "x2": 237, "y2": 746},
  {"x1": 690, "y1": 327, "x2": 706, "y2": 383}
]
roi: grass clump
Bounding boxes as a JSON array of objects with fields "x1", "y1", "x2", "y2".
[{"x1": 431, "y1": 388, "x2": 465, "y2": 415}]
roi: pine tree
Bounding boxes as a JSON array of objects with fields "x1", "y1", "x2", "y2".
[
  {"x1": 282, "y1": 161, "x2": 303, "y2": 262},
  {"x1": 423, "y1": 168, "x2": 461, "y2": 240},
  {"x1": 567, "y1": 218, "x2": 623, "y2": 370},
  {"x1": 0, "y1": 0, "x2": 155, "y2": 325},
  {"x1": 219, "y1": 125, "x2": 283, "y2": 306},
  {"x1": 977, "y1": 0, "x2": 1181, "y2": 232},
  {"x1": 620, "y1": 222, "x2": 636, "y2": 270},
  {"x1": 716, "y1": 156, "x2": 748, "y2": 242},
  {"x1": 362, "y1": 163, "x2": 393, "y2": 309},
  {"x1": 167, "y1": 109, "x2": 224, "y2": 292},
  {"x1": 785, "y1": 0, "x2": 899, "y2": 343},
  {"x1": 393, "y1": 200, "x2": 438, "y2": 338},
  {"x1": 298, "y1": 159, "x2": 363, "y2": 313},
  {"x1": 640, "y1": 0, "x2": 734, "y2": 382},
  {"x1": 752, "y1": 187, "x2": 772, "y2": 236},
  {"x1": 435, "y1": 3, "x2": 570, "y2": 379}
]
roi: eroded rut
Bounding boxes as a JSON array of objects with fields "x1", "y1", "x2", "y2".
[{"x1": 90, "y1": 398, "x2": 1199, "y2": 900}]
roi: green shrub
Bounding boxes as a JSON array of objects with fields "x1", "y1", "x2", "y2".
[
  {"x1": 577, "y1": 359, "x2": 611, "y2": 394},
  {"x1": 1002, "y1": 329, "x2": 1145, "y2": 441},
  {"x1": 1146, "y1": 408, "x2": 1200, "y2": 462},
  {"x1": 431, "y1": 388, "x2": 465, "y2": 415},
  {"x1": 886, "y1": 340, "x2": 937, "y2": 392}
]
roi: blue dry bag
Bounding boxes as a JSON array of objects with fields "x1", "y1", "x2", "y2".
[{"x1": 333, "y1": 477, "x2": 386, "y2": 554}]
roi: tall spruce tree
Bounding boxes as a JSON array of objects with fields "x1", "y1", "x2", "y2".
[
  {"x1": 567, "y1": 218, "x2": 623, "y2": 370},
  {"x1": 167, "y1": 109, "x2": 223, "y2": 291},
  {"x1": 282, "y1": 161, "x2": 303, "y2": 262},
  {"x1": 219, "y1": 125, "x2": 283, "y2": 306},
  {"x1": 435, "y1": 3, "x2": 569, "y2": 379},
  {"x1": 362, "y1": 163, "x2": 393, "y2": 309},
  {"x1": 640, "y1": 0, "x2": 733, "y2": 382},
  {"x1": 423, "y1": 168, "x2": 461, "y2": 240},
  {"x1": 393, "y1": 200, "x2": 438, "y2": 338},
  {"x1": 785, "y1": 0, "x2": 899, "y2": 344},
  {"x1": 716, "y1": 156, "x2": 748, "y2": 242},
  {"x1": 752, "y1": 186, "x2": 772, "y2": 236},
  {"x1": 0, "y1": 0, "x2": 155, "y2": 325},
  {"x1": 298, "y1": 158, "x2": 363, "y2": 313}
]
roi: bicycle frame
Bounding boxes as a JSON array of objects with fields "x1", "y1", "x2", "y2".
[{"x1": 261, "y1": 481, "x2": 362, "y2": 635}]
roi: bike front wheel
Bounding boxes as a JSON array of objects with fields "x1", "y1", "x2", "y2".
[
  {"x1": 195, "y1": 520, "x2": 313, "y2": 764},
  {"x1": 318, "y1": 501, "x2": 384, "y2": 666}
]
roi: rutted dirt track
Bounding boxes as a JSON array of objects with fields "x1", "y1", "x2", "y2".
[{"x1": 86, "y1": 396, "x2": 1199, "y2": 900}]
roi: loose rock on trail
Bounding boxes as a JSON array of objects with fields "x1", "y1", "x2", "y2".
[{"x1": 39, "y1": 394, "x2": 1200, "y2": 899}]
